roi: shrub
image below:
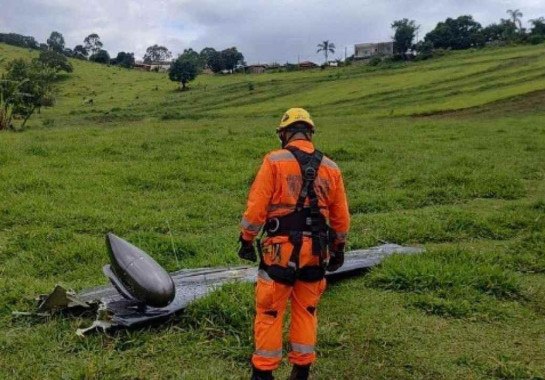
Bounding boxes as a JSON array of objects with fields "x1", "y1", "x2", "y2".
[
  {"x1": 36, "y1": 50, "x2": 73, "y2": 73},
  {"x1": 368, "y1": 56, "x2": 382, "y2": 66},
  {"x1": 529, "y1": 34, "x2": 545, "y2": 45}
]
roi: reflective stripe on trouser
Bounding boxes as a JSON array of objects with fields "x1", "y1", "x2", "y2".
[
  {"x1": 287, "y1": 279, "x2": 325, "y2": 366},
  {"x1": 252, "y1": 240, "x2": 326, "y2": 371}
]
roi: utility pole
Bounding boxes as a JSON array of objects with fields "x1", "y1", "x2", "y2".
[{"x1": 344, "y1": 46, "x2": 347, "y2": 61}]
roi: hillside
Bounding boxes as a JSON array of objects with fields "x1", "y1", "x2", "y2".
[{"x1": 1, "y1": 42, "x2": 545, "y2": 379}]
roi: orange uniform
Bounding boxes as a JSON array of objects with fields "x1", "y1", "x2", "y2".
[{"x1": 240, "y1": 139, "x2": 350, "y2": 371}]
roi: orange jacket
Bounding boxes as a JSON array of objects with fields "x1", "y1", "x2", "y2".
[{"x1": 240, "y1": 139, "x2": 350, "y2": 243}]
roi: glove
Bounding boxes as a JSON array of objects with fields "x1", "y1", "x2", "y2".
[
  {"x1": 327, "y1": 242, "x2": 345, "y2": 272},
  {"x1": 238, "y1": 234, "x2": 257, "y2": 262}
]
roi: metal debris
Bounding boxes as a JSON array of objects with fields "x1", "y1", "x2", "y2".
[{"x1": 23, "y1": 237, "x2": 423, "y2": 335}]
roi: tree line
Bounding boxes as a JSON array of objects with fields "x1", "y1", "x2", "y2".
[
  {"x1": 0, "y1": 31, "x2": 245, "y2": 72},
  {"x1": 391, "y1": 10, "x2": 545, "y2": 60}
]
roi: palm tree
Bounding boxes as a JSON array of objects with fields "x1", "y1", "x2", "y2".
[
  {"x1": 316, "y1": 40, "x2": 336, "y2": 64},
  {"x1": 507, "y1": 9, "x2": 523, "y2": 30}
]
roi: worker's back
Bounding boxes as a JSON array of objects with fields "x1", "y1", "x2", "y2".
[{"x1": 241, "y1": 139, "x2": 349, "y2": 242}]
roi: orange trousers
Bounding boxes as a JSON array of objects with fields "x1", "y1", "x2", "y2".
[{"x1": 251, "y1": 238, "x2": 327, "y2": 371}]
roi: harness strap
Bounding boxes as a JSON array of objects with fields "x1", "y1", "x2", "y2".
[
  {"x1": 285, "y1": 146, "x2": 326, "y2": 259},
  {"x1": 259, "y1": 146, "x2": 328, "y2": 284},
  {"x1": 285, "y1": 146, "x2": 324, "y2": 212}
]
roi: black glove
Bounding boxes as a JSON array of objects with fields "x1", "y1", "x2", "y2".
[
  {"x1": 238, "y1": 234, "x2": 257, "y2": 262},
  {"x1": 327, "y1": 242, "x2": 345, "y2": 272}
]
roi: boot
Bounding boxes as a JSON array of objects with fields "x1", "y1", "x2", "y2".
[
  {"x1": 251, "y1": 366, "x2": 274, "y2": 380},
  {"x1": 289, "y1": 364, "x2": 310, "y2": 380}
]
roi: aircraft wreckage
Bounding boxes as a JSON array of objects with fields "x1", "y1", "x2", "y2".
[{"x1": 19, "y1": 233, "x2": 423, "y2": 335}]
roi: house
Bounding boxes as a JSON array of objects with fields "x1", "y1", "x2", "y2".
[
  {"x1": 134, "y1": 61, "x2": 151, "y2": 71},
  {"x1": 149, "y1": 61, "x2": 171, "y2": 72},
  {"x1": 299, "y1": 61, "x2": 318, "y2": 69},
  {"x1": 354, "y1": 42, "x2": 394, "y2": 59},
  {"x1": 134, "y1": 60, "x2": 171, "y2": 72},
  {"x1": 246, "y1": 64, "x2": 267, "y2": 74}
]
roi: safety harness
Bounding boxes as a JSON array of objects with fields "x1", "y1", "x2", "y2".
[{"x1": 258, "y1": 146, "x2": 331, "y2": 285}]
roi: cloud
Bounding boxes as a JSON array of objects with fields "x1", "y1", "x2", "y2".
[{"x1": 1, "y1": 0, "x2": 543, "y2": 63}]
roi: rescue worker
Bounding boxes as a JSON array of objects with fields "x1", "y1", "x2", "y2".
[{"x1": 238, "y1": 108, "x2": 350, "y2": 380}]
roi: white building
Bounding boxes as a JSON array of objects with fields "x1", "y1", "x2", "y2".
[{"x1": 354, "y1": 42, "x2": 394, "y2": 59}]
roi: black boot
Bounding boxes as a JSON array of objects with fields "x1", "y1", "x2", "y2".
[
  {"x1": 289, "y1": 364, "x2": 310, "y2": 380},
  {"x1": 251, "y1": 366, "x2": 274, "y2": 380}
]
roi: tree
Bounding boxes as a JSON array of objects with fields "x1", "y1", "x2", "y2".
[
  {"x1": 529, "y1": 17, "x2": 545, "y2": 36},
  {"x1": 507, "y1": 9, "x2": 523, "y2": 30},
  {"x1": 0, "y1": 33, "x2": 39, "y2": 49},
  {"x1": 182, "y1": 48, "x2": 203, "y2": 68},
  {"x1": 73, "y1": 45, "x2": 88, "y2": 59},
  {"x1": 482, "y1": 19, "x2": 518, "y2": 43},
  {"x1": 220, "y1": 47, "x2": 244, "y2": 71},
  {"x1": 63, "y1": 48, "x2": 74, "y2": 57},
  {"x1": 1, "y1": 58, "x2": 57, "y2": 130},
  {"x1": 207, "y1": 50, "x2": 225, "y2": 73},
  {"x1": 84, "y1": 33, "x2": 103, "y2": 56},
  {"x1": 316, "y1": 40, "x2": 335, "y2": 64},
  {"x1": 415, "y1": 40, "x2": 434, "y2": 60},
  {"x1": 89, "y1": 49, "x2": 110, "y2": 64},
  {"x1": 113, "y1": 52, "x2": 135, "y2": 68},
  {"x1": 46, "y1": 31, "x2": 65, "y2": 53},
  {"x1": 199, "y1": 47, "x2": 217, "y2": 69},
  {"x1": 169, "y1": 52, "x2": 199, "y2": 90},
  {"x1": 36, "y1": 50, "x2": 73, "y2": 73},
  {"x1": 143, "y1": 45, "x2": 172, "y2": 64},
  {"x1": 391, "y1": 19, "x2": 419, "y2": 58},
  {"x1": 425, "y1": 15, "x2": 484, "y2": 50}
]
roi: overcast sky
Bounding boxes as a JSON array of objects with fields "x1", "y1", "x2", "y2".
[{"x1": 1, "y1": 0, "x2": 544, "y2": 63}]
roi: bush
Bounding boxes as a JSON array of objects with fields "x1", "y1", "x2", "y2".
[
  {"x1": 37, "y1": 50, "x2": 73, "y2": 73},
  {"x1": 368, "y1": 56, "x2": 382, "y2": 66},
  {"x1": 89, "y1": 49, "x2": 110, "y2": 64},
  {"x1": 529, "y1": 34, "x2": 545, "y2": 45},
  {"x1": 415, "y1": 40, "x2": 434, "y2": 61}
]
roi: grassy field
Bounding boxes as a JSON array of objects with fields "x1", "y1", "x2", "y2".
[{"x1": 1, "y1": 42, "x2": 545, "y2": 379}]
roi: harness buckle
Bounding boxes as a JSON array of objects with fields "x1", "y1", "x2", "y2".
[
  {"x1": 304, "y1": 167, "x2": 317, "y2": 181},
  {"x1": 268, "y1": 218, "x2": 280, "y2": 234}
]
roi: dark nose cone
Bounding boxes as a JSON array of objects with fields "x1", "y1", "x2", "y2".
[{"x1": 106, "y1": 233, "x2": 175, "y2": 307}]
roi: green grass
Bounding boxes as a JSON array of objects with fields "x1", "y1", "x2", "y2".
[{"x1": 1, "y1": 42, "x2": 545, "y2": 379}]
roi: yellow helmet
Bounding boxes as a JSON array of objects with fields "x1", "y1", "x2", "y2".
[{"x1": 277, "y1": 108, "x2": 315, "y2": 131}]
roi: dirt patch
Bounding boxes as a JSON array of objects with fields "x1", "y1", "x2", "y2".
[{"x1": 413, "y1": 89, "x2": 545, "y2": 119}]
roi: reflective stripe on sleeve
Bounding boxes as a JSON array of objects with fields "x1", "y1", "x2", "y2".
[
  {"x1": 322, "y1": 157, "x2": 339, "y2": 170},
  {"x1": 268, "y1": 151, "x2": 295, "y2": 162},
  {"x1": 290, "y1": 342, "x2": 315, "y2": 354},
  {"x1": 240, "y1": 217, "x2": 263, "y2": 233},
  {"x1": 254, "y1": 348, "x2": 283, "y2": 358}
]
